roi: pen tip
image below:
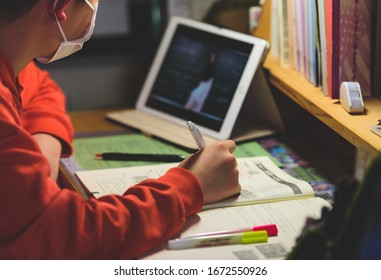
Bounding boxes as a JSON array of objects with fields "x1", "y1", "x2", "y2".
[{"x1": 95, "y1": 154, "x2": 102, "y2": 157}]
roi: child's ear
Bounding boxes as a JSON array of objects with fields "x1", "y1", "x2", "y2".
[{"x1": 52, "y1": 0, "x2": 73, "y2": 21}]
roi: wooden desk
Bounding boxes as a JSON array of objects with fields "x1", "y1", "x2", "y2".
[
  {"x1": 66, "y1": 105, "x2": 354, "y2": 186},
  {"x1": 69, "y1": 108, "x2": 126, "y2": 134}
]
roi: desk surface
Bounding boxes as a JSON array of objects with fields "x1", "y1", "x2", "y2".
[
  {"x1": 67, "y1": 107, "x2": 354, "y2": 184},
  {"x1": 69, "y1": 109, "x2": 126, "y2": 134}
]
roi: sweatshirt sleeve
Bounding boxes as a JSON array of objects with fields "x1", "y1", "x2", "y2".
[
  {"x1": 0, "y1": 75, "x2": 203, "y2": 259},
  {"x1": 0, "y1": 112, "x2": 203, "y2": 259},
  {"x1": 19, "y1": 62, "x2": 74, "y2": 157}
]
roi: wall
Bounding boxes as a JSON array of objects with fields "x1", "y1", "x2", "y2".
[{"x1": 39, "y1": 53, "x2": 150, "y2": 111}]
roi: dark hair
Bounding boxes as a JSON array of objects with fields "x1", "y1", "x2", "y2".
[{"x1": 0, "y1": 0, "x2": 40, "y2": 25}]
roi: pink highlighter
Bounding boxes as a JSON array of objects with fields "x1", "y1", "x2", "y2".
[{"x1": 184, "y1": 224, "x2": 278, "y2": 239}]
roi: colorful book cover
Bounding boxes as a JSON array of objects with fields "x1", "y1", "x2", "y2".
[
  {"x1": 308, "y1": 0, "x2": 317, "y2": 86},
  {"x1": 373, "y1": 1, "x2": 381, "y2": 100},
  {"x1": 278, "y1": 0, "x2": 290, "y2": 66},
  {"x1": 257, "y1": 137, "x2": 336, "y2": 203},
  {"x1": 317, "y1": 0, "x2": 329, "y2": 96},
  {"x1": 330, "y1": 0, "x2": 340, "y2": 99},
  {"x1": 338, "y1": 0, "x2": 375, "y2": 97},
  {"x1": 325, "y1": 0, "x2": 333, "y2": 97},
  {"x1": 294, "y1": 0, "x2": 304, "y2": 74}
]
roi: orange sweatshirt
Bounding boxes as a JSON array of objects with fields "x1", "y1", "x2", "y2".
[{"x1": 0, "y1": 53, "x2": 203, "y2": 259}]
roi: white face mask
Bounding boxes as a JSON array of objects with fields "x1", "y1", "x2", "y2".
[{"x1": 37, "y1": 0, "x2": 98, "y2": 64}]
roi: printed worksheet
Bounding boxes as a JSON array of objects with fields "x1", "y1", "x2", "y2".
[{"x1": 75, "y1": 156, "x2": 315, "y2": 209}]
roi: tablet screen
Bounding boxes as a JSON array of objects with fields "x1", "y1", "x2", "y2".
[
  {"x1": 136, "y1": 16, "x2": 267, "y2": 140},
  {"x1": 145, "y1": 24, "x2": 254, "y2": 131}
]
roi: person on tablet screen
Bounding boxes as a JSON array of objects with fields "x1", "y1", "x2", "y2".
[
  {"x1": 0, "y1": 0, "x2": 240, "y2": 259},
  {"x1": 185, "y1": 52, "x2": 216, "y2": 112}
]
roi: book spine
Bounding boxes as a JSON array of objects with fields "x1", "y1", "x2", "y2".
[
  {"x1": 330, "y1": 0, "x2": 340, "y2": 99},
  {"x1": 316, "y1": 0, "x2": 328, "y2": 94},
  {"x1": 374, "y1": 2, "x2": 381, "y2": 100},
  {"x1": 338, "y1": 0, "x2": 374, "y2": 98},
  {"x1": 325, "y1": 0, "x2": 333, "y2": 97}
]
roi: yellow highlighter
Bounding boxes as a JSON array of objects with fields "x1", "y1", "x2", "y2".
[{"x1": 168, "y1": 230, "x2": 268, "y2": 250}]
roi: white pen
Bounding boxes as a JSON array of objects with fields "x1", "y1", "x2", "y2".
[{"x1": 187, "y1": 121, "x2": 207, "y2": 150}]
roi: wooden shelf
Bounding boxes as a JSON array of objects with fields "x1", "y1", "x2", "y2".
[{"x1": 263, "y1": 55, "x2": 381, "y2": 156}]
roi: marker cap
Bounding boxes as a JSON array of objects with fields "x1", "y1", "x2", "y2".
[{"x1": 253, "y1": 224, "x2": 278, "y2": 237}]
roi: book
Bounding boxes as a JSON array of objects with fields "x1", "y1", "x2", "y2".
[
  {"x1": 277, "y1": 0, "x2": 325, "y2": 90},
  {"x1": 278, "y1": 0, "x2": 290, "y2": 67},
  {"x1": 140, "y1": 197, "x2": 331, "y2": 260},
  {"x1": 326, "y1": 0, "x2": 375, "y2": 98},
  {"x1": 313, "y1": 0, "x2": 322, "y2": 88},
  {"x1": 324, "y1": 0, "x2": 340, "y2": 98},
  {"x1": 59, "y1": 133, "x2": 191, "y2": 200},
  {"x1": 293, "y1": 0, "x2": 304, "y2": 74},
  {"x1": 374, "y1": 1, "x2": 381, "y2": 101},
  {"x1": 307, "y1": 0, "x2": 318, "y2": 86},
  {"x1": 338, "y1": 0, "x2": 375, "y2": 98},
  {"x1": 271, "y1": 0, "x2": 377, "y2": 98},
  {"x1": 60, "y1": 133, "x2": 277, "y2": 199},
  {"x1": 60, "y1": 132, "x2": 337, "y2": 201},
  {"x1": 75, "y1": 156, "x2": 316, "y2": 208},
  {"x1": 74, "y1": 156, "x2": 331, "y2": 259},
  {"x1": 287, "y1": 1, "x2": 297, "y2": 69},
  {"x1": 270, "y1": 0, "x2": 280, "y2": 59},
  {"x1": 316, "y1": 0, "x2": 328, "y2": 96}
]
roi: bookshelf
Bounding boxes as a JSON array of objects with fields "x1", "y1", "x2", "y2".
[
  {"x1": 248, "y1": 0, "x2": 381, "y2": 178},
  {"x1": 262, "y1": 54, "x2": 381, "y2": 178}
]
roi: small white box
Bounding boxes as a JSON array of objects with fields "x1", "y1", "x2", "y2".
[{"x1": 340, "y1": 82, "x2": 364, "y2": 113}]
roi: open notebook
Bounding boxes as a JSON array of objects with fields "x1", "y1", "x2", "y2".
[{"x1": 107, "y1": 16, "x2": 284, "y2": 150}]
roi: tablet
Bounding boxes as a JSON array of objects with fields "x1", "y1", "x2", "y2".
[{"x1": 107, "y1": 16, "x2": 270, "y2": 148}]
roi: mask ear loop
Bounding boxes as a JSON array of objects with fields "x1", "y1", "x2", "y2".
[
  {"x1": 53, "y1": 0, "x2": 97, "y2": 43},
  {"x1": 80, "y1": 3, "x2": 98, "y2": 42},
  {"x1": 53, "y1": 0, "x2": 68, "y2": 42},
  {"x1": 84, "y1": 0, "x2": 96, "y2": 10}
]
